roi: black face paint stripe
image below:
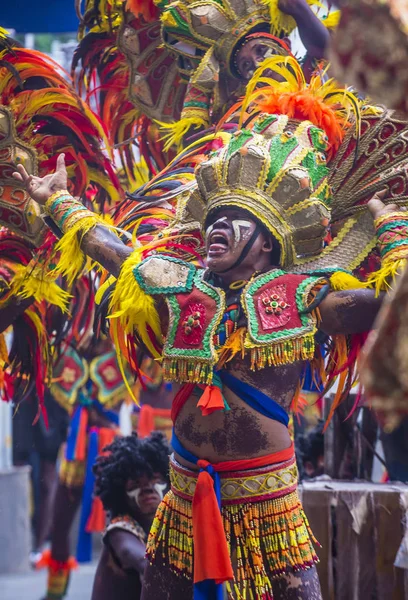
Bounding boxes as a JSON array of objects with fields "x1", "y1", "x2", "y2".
[{"x1": 217, "y1": 224, "x2": 262, "y2": 273}]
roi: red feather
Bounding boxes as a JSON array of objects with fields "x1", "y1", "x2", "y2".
[{"x1": 126, "y1": 0, "x2": 159, "y2": 22}]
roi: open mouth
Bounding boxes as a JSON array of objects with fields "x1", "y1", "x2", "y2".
[{"x1": 208, "y1": 232, "x2": 229, "y2": 256}]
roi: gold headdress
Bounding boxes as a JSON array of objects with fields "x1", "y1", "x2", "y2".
[
  {"x1": 0, "y1": 106, "x2": 43, "y2": 246},
  {"x1": 182, "y1": 56, "x2": 408, "y2": 274},
  {"x1": 192, "y1": 114, "x2": 331, "y2": 269}
]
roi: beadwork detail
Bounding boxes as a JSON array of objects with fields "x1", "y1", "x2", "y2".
[
  {"x1": 146, "y1": 457, "x2": 319, "y2": 598},
  {"x1": 181, "y1": 303, "x2": 205, "y2": 345}
]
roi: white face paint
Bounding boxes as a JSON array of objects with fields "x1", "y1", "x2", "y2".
[
  {"x1": 206, "y1": 216, "x2": 228, "y2": 238},
  {"x1": 231, "y1": 219, "x2": 252, "y2": 245},
  {"x1": 126, "y1": 482, "x2": 167, "y2": 507}
]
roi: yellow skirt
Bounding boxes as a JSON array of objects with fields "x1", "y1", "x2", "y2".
[{"x1": 146, "y1": 454, "x2": 318, "y2": 599}]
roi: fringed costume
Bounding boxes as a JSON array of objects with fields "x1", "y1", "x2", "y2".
[{"x1": 148, "y1": 450, "x2": 317, "y2": 600}]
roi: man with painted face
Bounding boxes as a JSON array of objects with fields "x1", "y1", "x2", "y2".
[
  {"x1": 12, "y1": 101, "x2": 408, "y2": 599},
  {"x1": 91, "y1": 432, "x2": 170, "y2": 600}
]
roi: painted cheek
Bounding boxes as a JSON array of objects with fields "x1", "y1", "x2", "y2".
[{"x1": 231, "y1": 219, "x2": 252, "y2": 244}]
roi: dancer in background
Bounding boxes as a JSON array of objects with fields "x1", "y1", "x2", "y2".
[{"x1": 91, "y1": 432, "x2": 170, "y2": 600}]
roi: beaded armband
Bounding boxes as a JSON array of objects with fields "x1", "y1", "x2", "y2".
[
  {"x1": 368, "y1": 210, "x2": 408, "y2": 293},
  {"x1": 374, "y1": 211, "x2": 408, "y2": 263},
  {"x1": 45, "y1": 190, "x2": 95, "y2": 233},
  {"x1": 44, "y1": 190, "x2": 109, "y2": 286}
]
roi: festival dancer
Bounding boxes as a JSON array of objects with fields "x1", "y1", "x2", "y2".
[
  {"x1": 73, "y1": 0, "x2": 335, "y2": 178},
  {"x1": 91, "y1": 432, "x2": 170, "y2": 600},
  {"x1": 12, "y1": 79, "x2": 408, "y2": 599},
  {"x1": 0, "y1": 39, "x2": 123, "y2": 568},
  {"x1": 37, "y1": 336, "x2": 132, "y2": 600},
  {"x1": 129, "y1": 0, "x2": 333, "y2": 148}
]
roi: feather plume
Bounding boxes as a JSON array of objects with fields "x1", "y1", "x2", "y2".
[{"x1": 239, "y1": 56, "x2": 361, "y2": 159}]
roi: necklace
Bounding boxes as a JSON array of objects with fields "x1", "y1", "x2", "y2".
[{"x1": 229, "y1": 279, "x2": 248, "y2": 290}]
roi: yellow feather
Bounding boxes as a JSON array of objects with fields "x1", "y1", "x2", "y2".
[
  {"x1": 53, "y1": 215, "x2": 117, "y2": 287},
  {"x1": 108, "y1": 247, "x2": 163, "y2": 359},
  {"x1": 330, "y1": 271, "x2": 365, "y2": 291},
  {"x1": 10, "y1": 263, "x2": 72, "y2": 312},
  {"x1": 365, "y1": 259, "x2": 407, "y2": 296},
  {"x1": 158, "y1": 116, "x2": 210, "y2": 152},
  {"x1": 261, "y1": 0, "x2": 324, "y2": 35}
]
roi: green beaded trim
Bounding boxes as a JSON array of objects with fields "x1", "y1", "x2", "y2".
[
  {"x1": 184, "y1": 101, "x2": 210, "y2": 109},
  {"x1": 133, "y1": 256, "x2": 196, "y2": 295},
  {"x1": 243, "y1": 270, "x2": 321, "y2": 346},
  {"x1": 162, "y1": 271, "x2": 225, "y2": 362}
]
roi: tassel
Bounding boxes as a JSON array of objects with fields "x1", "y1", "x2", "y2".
[
  {"x1": 197, "y1": 384, "x2": 228, "y2": 416},
  {"x1": 86, "y1": 496, "x2": 106, "y2": 533}
]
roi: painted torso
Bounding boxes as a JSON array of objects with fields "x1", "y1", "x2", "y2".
[{"x1": 134, "y1": 256, "x2": 324, "y2": 463}]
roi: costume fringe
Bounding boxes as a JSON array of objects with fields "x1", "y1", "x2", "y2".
[
  {"x1": 248, "y1": 334, "x2": 316, "y2": 371},
  {"x1": 163, "y1": 359, "x2": 214, "y2": 385},
  {"x1": 59, "y1": 457, "x2": 87, "y2": 488},
  {"x1": 147, "y1": 489, "x2": 318, "y2": 597}
]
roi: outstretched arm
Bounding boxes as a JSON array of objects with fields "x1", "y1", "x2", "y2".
[
  {"x1": 320, "y1": 193, "x2": 407, "y2": 336},
  {"x1": 80, "y1": 224, "x2": 132, "y2": 278},
  {"x1": 279, "y1": 0, "x2": 330, "y2": 60},
  {"x1": 12, "y1": 154, "x2": 132, "y2": 278}
]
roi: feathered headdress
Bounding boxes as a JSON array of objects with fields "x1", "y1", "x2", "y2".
[{"x1": 0, "y1": 45, "x2": 122, "y2": 212}]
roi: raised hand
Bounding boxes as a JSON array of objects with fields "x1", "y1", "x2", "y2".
[
  {"x1": 12, "y1": 153, "x2": 68, "y2": 206},
  {"x1": 368, "y1": 189, "x2": 406, "y2": 220}
]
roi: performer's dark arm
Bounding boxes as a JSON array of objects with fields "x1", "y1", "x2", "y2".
[
  {"x1": 279, "y1": 0, "x2": 330, "y2": 59},
  {"x1": 319, "y1": 289, "x2": 385, "y2": 336},
  {"x1": 80, "y1": 225, "x2": 133, "y2": 278},
  {"x1": 105, "y1": 529, "x2": 148, "y2": 575}
]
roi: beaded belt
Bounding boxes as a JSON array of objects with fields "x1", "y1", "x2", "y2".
[{"x1": 170, "y1": 453, "x2": 298, "y2": 505}]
